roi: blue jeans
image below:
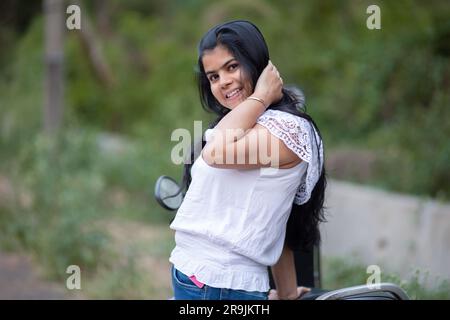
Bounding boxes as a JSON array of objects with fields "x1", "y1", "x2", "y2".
[{"x1": 171, "y1": 267, "x2": 268, "y2": 300}]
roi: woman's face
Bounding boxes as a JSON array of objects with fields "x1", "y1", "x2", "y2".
[{"x1": 202, "y1": 45, "x2": 252, "y2": 110}]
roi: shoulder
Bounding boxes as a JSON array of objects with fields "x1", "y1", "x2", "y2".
[
  {"x1": 257, "y1": 109, "x2": 312, "y2": 134},
  {"x1": 257, "y1": 109, "x2": 321, "y2": 164}
]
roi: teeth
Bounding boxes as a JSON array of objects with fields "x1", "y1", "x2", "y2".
[{"x1": 226, "y1": 88, "x2": 240, "y2": 99}]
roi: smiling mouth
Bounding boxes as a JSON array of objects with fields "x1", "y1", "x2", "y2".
[{"x1": 225, "y1": 88, "x2": 242, "y2": 99}]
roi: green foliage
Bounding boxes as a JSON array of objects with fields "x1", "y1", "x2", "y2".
[
  {"x1": 0, "y1": 126, "x2": 173, "y2": 281},
  {"x1": 64, "y1": 9, "x2": 205, "y2": 134},
  {"x1": 323, "y1": 256, "x2": 450, "y2": 300},
  {"x1": 0, "y1": 130, "x2": 110, "y2": 279},
  {"x1": 30, "y1": 1, "x2": 449, "y2": 200},
  {"x1": 83, "y1": 249, "x2": 145, "y2": 299},
  {"x1": 0, "y1": 0, "x2": 450, "y2": 292},
  {"x1": 384, "y1": 270, "x2": 450, "y2": 300}
]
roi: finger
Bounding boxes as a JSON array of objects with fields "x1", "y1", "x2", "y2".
[
  {"x1": 299, "y1": 286, "x2": 311, "y2": 291},
  {"x1": 295, "y1": 287, "x2": 309, "y2": 299},
  {"x1": 268, "y1": 289, "x2": 278, "y2": 300},
  {"x1": 298, "y1": 287, "x2": 311, "y2": 294}
]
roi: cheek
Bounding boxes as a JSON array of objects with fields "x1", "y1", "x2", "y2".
[{"x1": 210, "y1": 85, "x2": 222, "y2": 101}]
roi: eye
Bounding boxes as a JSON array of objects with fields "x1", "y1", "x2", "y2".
[
  {"x1": 228, "y1": 63, "x2": 239, "y2": 71},
  {"x1": 208, "y1": 74, "x2": 218, "y2": 82}
]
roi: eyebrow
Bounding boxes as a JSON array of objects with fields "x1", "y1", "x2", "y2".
[{"x1": 205, "y1": 58, "x2": 236, "y2": 75}]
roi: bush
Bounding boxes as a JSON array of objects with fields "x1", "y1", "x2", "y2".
[{"x1": 322, "y1": 256, "x2": 450, "y2": 300}]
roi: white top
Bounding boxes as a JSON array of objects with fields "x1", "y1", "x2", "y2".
[{"x1": 169, "y1": 109, "x2": 323, "y2": 292}]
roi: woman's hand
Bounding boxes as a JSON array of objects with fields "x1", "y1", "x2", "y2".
[
  {"x1": 253, "y1": 60, "x2": 284, "y2": 107},
  {"x1": 268, "y1": 286, "x2": 311, "y2": 300}
]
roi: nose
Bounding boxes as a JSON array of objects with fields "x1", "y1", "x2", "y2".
[{"x1": 219, "y1": 72, "x2": 233, "y2": 88}]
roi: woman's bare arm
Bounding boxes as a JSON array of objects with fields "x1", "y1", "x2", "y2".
[{"x1": 270, "y1": 243, "x2": 299, "y2": 299}]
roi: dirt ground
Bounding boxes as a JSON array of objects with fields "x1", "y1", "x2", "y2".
[
  {"x1": 0, "y1": 251, "x2": 78, "y2": 299},
  {"x1": 0, "y1": 220, "x2": 173, "y2": 300}
]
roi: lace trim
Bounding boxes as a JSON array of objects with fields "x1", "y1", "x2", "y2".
[{"x1": 257, "y1": 109, "x2": 323, "y2": 205}]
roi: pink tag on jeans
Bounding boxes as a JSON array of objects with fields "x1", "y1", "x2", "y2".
[{"x1": 189, "y1": 275, "x2": 205, "y2": 288}]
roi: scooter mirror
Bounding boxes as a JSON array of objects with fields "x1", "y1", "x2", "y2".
[{"x1": 154, "y1": 175, "x2": 183, "y2": 211}]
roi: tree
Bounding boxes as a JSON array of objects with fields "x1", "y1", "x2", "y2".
[{"x1": 43, "y1": 0, "x2": 64, "y2": 134}]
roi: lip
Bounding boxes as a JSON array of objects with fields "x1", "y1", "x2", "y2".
[{"x1": 224, "y1": 88, "x2": 242, "y2": 100}]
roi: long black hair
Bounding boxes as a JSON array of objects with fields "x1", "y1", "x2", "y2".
[{"x1": 182, "y1": 20, "x2": 326, "y2": 252}]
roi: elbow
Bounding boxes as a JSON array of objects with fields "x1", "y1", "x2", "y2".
[
  {"x1": 201, "y1": 152, "x2": 215, "y2": 166},
  {"x1": 202, "y1": 141, "x2": 239, "y2": 167},
  {"x1": 201, "y1": 144, "x2": 221, "y2": 167}
]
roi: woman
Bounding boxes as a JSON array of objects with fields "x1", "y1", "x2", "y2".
[{"x1": 169, "y1": 20, "x2": 326, "y2": 300}]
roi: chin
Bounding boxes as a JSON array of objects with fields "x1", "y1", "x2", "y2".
[
  {"x1": 221, "y1": 102, "x2": 235, "y2": 110},
  {"x1": 224, "y1": 98, "x2": 245, "y2": 110}
]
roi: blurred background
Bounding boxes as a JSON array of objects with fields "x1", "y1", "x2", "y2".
[{"x1": 0, "y1": 0, "x2": 449, "y2": 299}]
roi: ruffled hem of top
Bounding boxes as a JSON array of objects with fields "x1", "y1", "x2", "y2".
[{"x1": 169, "y1": 247, "x2": 270, "y2": 293}]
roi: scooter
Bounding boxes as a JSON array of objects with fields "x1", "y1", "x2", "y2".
[{"x1": 155, "y1": 175, "x2": 410, "y2": 300}]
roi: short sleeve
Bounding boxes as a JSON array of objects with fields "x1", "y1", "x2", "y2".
[
  {"x1": 256, "y1": 109, "x2": 324, "y2": 205},
  {"x1": 204, "y1": 128, "x2": 215, "y2": 142}
]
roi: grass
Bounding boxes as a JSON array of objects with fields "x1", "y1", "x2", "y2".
[
  {"x1": 322, "y1": 256, "x2": 450, "y2": 300},
  {"x1": 81, "y1": 218, "x2": 174, "y2": 299},
  {"x1": 0, "y1": 127, "x2": 176, "y2": 298}
]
